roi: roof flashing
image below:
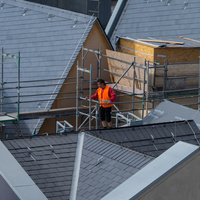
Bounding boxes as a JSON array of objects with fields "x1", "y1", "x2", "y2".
[{"x1": 102, "y1": 141, "x2": 199, "y2": 200}]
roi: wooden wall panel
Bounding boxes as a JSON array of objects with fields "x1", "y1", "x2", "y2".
[
  {"x1": 117, "y1": 38, "x2": 155, "y2": 62},
  {"x1": 155, "y1": 64, "x2": 199, "y2": 89},
  {"x1": 106, "y1": 50, "x2": 154, "y2": 92},
  {"x1": 154, "y1": 47, "x2": 200, "y2": 65}
]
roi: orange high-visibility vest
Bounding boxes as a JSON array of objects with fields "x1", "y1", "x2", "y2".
[{"x1": 98, "y1": 85, "x2": 114, "y2": 108}]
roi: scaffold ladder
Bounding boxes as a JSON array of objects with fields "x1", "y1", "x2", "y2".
[{"x1": 76, "y1": 63, "x2": 93, "y2": 131}]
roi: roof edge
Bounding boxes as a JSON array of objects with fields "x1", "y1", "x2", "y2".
[
  {"x1": 70, "y1": 131, "x2": 85, "y2": 200},
  {"x1": 105, "y1": 0, "x2": 128, "y2": 39},
  {"x1": 0, "y1": 141, "x2": 47, "y2": 200},
  {"x1": 96, "y1": 19, "x2": 114, "y2": 50},
  {"x1": 5, "y1": 0, "x2": 95, "y2": 23},
  {"x1": 101, "y1": 141, "x2": 199, "y2": 200}
]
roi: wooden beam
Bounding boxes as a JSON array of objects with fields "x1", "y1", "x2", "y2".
[
  {"x1": 179, "y1": 36, "x2": 200, "y2": 43},
  {"x1": 138, "y1": 39, "x2": 184, "y2": 45}
]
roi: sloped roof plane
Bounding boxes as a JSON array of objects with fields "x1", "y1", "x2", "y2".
[
  {"x1": 107, "y1": 0, "x2": 200, "y2": 47},
  {"x1": 89, "y1": 120, "x2": 200, "y2": 157},
  {"x1": 101, "y1": 141, "x2": 199, "y2": 200},
  {"x1": 143, "y1": 100, "x2": 200, "y2": 129},
  {"x1": 2, "y1": 132, "x2": 154, "y2": 200},
  {"x1": 0, "y1": 0, "x2": 96, "y2": 136},
  {"x1": 0, "y1": 140, "x2": 47, "y2": 200}
]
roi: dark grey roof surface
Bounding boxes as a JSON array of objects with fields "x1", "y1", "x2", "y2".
[
  {"x1": 77, "y1": 134, "x2": 153, "y2": 200},
  {"x1": 102, "y1": 141, "x2": 199, "y2": 200},
  {"x1": 109, "y1": 0, "x2": 200, "y2": 48},
  {"x1": 2, "y1": 133, "x2": 78, "y2": 200},
  {"x1": 88, "y1": 120, "x2": 200, "y2": 157},
  {"x1": 1, "y1": 0, "x2": 96, "y2": 136},
  {"x1": 2, "y1": 132, "x2": 154, "y2": 200},
  {"x1": 143, "y1": 100, "x2": 200, "y2": 129}
]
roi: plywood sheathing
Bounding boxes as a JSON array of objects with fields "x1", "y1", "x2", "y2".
[
  {"x1": 39, "y1": 21, "x2": 112, "y2": 134},
  {"x1": 117, "y1": 38, "x2": 154, "y2": 62},
  {"x1": 155, "y1": 64, "x2": 199, "y2": 89},
  {"x1": 154, "y1": 47, "x2": 200, "y2": 65},
  {"x1": 106, "y1": 49, "x2": 154, "y2": 92}
]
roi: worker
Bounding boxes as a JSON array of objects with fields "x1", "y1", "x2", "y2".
[{"x1": 86, "y1": 79, "x2": 116, "y2": 129}]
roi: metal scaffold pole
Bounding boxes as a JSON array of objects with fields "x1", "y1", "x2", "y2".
[
  {"x1": 163, "y1": 59, "x2": 168, "y2": 99},
  {"x1": 17, "y1": 51, "x2": 20, "y2": 125},
  {"x1": 89, "y1": 64, "x2": 92, "y2": 130},
  {"x1": 76, "y1": 61, "x2": 79, "y2": 131},
  {"x1": 199, "y1": 56, "x2": 200, "y2": 110},
  {"x1": 132, "y1": 57, "x2": 136, "y2": 114},
  {"x1": 146, "y1": 60, "x2": 149, "y2": 114},
  {"x1": 1, "y1": 47, "x2": 3, "y2": 112},
  {"x1": 76, "y1": 61, "x2": 93, "y2": 131},
  {"x1": 142, "y1": 65, "x2": 146, "y2": 118}
]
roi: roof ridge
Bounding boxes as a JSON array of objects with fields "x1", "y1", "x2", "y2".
[
  {"x1": 5, "y1": 0, "x2": 97, "y2": 23},
  {"x1": 85, "y1": 132, "x2": 154, "y2": 158}
]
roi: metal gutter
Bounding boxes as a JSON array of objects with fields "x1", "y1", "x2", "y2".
[
  {"x1": 105, "y1": 0, "x2": 128, "y2": 39},
  {"x1": 70, "y1": 131, "x2": 85, "y2": 200}
]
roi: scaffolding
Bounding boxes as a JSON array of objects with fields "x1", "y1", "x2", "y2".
[
  {"x1": 1, "y1": 46, "x2": 200, "y2": 134},
  {"x1": 75, "y1": 47, "x2": 150, "y2": 130},
  {"x1": 75, "y1": 46, "x2": 200, "y2": 130}
]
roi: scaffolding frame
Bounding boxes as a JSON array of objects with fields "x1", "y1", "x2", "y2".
[
  {"x1": 75, "y1": 46, "x2": 151, "y2": 130},
  {"x1": 75, "y1": 46, "x2": 200, "y2": 130},
  {"x1": 1, "y1": 46, "x2": 200, "y2": 133},
  {"x1": 1, "y1": 48, "x2": 20, "y2": 123}
]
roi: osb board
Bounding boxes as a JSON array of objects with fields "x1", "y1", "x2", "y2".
[
  {"x1": 171, "y1": 95, "x2": 198, "y2": 110},
  {"x1": 155, "y1": 64, "x2": 199, "y2": 88},
  {"x1": 118, "y1": 38, "x2": 154, "y2": 62},
  {"x1": 106, "y1": 49, "x2": 154, "y2": 92},
  {"x1": 154, "y1": 47, "x2": 200, "y2": 65}
]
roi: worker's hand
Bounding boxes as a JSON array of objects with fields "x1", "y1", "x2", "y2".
[
  {"x1": 85, "y1": 97, "x2": 89, "y2": 100},
  {"x1": 107, "y1": 100, "x2": 112, "y2": 104}
]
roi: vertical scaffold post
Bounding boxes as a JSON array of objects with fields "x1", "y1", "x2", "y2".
[
  {"x1": 199, "y1": 56, "x2": 200, "y2": 110},
  {"x1": 132, "y1": 57, "x2": 136, "y2": 114},
  {"x1": 17, "y1": 51, "x2": 20, "y2": 125},
  {"x1": 163, "y1": 59, "x2": 168, "y2": 99},
  {"x1": 98, "y1": 47, "x2": 102, "y2": 79},
  {"x1": 89, "y1": 64, "x2": 92, "y2": 130},
  {"x1": 142, "y1": 62, "x2": 146, "y2": 119},
  {"x1": 146, "y1": 60, "x2": 149, "y2": 114},
  {"x1": 76, "y1": 61, "x2": 79, "y2": 131},
  {"x1": 1, "y1": 47, "x2": 3, "y2": 112}
]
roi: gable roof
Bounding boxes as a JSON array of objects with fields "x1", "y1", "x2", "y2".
[
  {"x1": 1, "y1": 0, "x2": 97, "y2": 137},
  {"x1": 0, "y1": 140, "x2": 47, "y2": 200},
  {"x1": 106, "y1": 0, "x2": 200, "y2": 48},
  {"x1": 88, "y1": 120, "x2": 200, "y2": 157},
  {"x1": 3, "y1": 133, "x2": 78, "y2": 200},
  {"x1": 2, "y1": 132, "x2": 153, "y2": 200},
  {"x1": 143, "y1": 100, "x2": 200, "y2": 129},
  {"x1": 76, "y1": 133, "x2": 153, "y2": 200},
  {"x1": 102, "y1": 141, "x2": 199, "y2": 200}
]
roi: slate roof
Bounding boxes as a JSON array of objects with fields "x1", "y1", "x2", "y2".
[
  {"x1": 77, "y1": 133, "x2": 153, "y2": 200},
  {"x1": 102, "y1": 141, "x2": 199, "y2": 200},
  {"x1": 0, "y1": 0, "x2": 97, "y2": 137},
  {"x1": 143, "y1": 100, "x2": 200, "y2": 129},
  {"x1": 2, "y1": 132, "x2": 153, "y2": 200},
  {"x1": 3, "y1": 133, "x2": 78, "y2": 200},
  {"x1": 0, "y1": 140, "x2": 48, "y2": 200},
  {"x1": 88, "y1": 120, "x2": 200, "y2": 157},
  {"x1": 107, "y1": 0, "x2": 200, "y2": 48}
]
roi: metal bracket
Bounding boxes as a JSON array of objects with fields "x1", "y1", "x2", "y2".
[
  {"x1": 56, "y1": 120, "x2": 73, "y2": 134},
  {"x1": 116, "y1": 112, "x2": 141, "y2": 127}
]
